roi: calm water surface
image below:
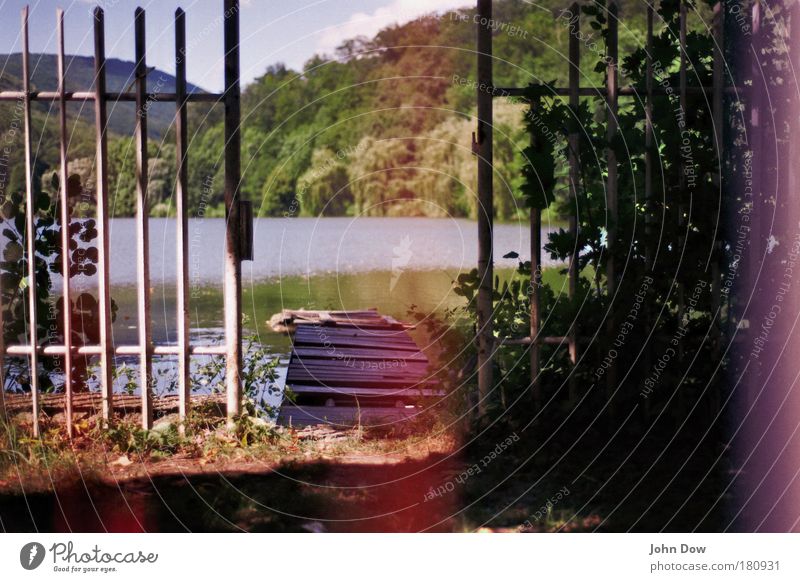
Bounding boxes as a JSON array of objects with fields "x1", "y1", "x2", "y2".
[
  {"x1": 4, "y1": 217, "x2": 553, "y2": 398},
  {"x1": 100, "y1": 217, "x2": 554, "y2": 347}
]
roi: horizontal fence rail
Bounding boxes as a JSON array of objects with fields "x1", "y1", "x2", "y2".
[
  {"x1": 0, "y1": 91, "x2": 224, "y2": 102},
  {"x1": 0, "y1": 2, "x2": 243, "y2": 437}
]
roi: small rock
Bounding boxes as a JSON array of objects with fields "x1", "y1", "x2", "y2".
[{"x1": 111, "y1": 455, "x2": 133, "y2": 467}]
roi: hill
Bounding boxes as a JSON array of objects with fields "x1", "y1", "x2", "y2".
[{"x1": 0, "y1": 53, "x2": 207, "y2": 139}]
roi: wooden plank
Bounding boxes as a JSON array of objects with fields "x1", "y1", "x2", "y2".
[
  {"x1": 293, "y1": 346, "x2": 428, "y2": 362},
  {"x1": 287, "y1": 374, "x2": 435, "y2": 390},
  {"x1": 285, "y1": 309, "x2": 380, "y2": 318},
  {"x1": 325, "y1": 320, "x2": 405, "y2": 330},
  {"x1": 294, "y1": 324, "x2": 418, "y2": 341},
  {"x1": 57, "y1": 9, "x2": 74, "y2": 436},
  {"x1": 292, "y1": 358, "x2": 430, "y2": 373},
  {"x1": 289, "y1": 373, "x2": 431, "y2": 384},
  {"x1": 289, "y1": 361, "x2": 430, "y2": 374},
  {"x1": 295, "y1": 323, "x2": 414, "y2": 337},
  {"x1": 287, "y1": 365, "x2": 432, "y2": 380},
  {"x1": 295, "y1": 328, "x2": 417, "y2": 348},
  {"x1": 21, "y1": 7, "x2": 40, "y2": 437},
  {"x1": 294, "y1": 327, "x2": 418, "y2": 345},
  {"x1": 288, "y1": 373, "x2": 432, "y2": 386},
  {"x1": 293, "y1": 337, "x2": 422, "y2": 352},
  {"x1": 134, "y1": 8, "x2": 153, "y2": 430},
  {"x1": 277, "y1": 405, "x2": 416, "y2": 429},
  {"x1": 93, "y1": 7, "x2": 114, "y2": 424},
  {"x1": 175, "y1": 8, "x2": 191, "y2": 431},
  {"x1": 286, "y1": 354, "x2": 429, "y2": 374},
  {"x1": 288, "y1": 385, "x2": 444, "y2": 398},
  {"x1": 223, "y1": 0, "x2": 242, "y2": 423}
]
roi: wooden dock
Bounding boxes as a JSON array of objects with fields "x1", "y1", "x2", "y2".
[{"x1": 276, "y1": 309, "x2": 442, "y2": 429}]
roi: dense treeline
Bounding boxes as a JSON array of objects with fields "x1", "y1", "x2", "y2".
[{"x1": 1, "y1": 0, "x2": 656, "y2": 220}]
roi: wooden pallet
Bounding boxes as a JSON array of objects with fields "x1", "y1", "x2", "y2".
[
  {"x1": 268, "y1": 308, "x2": 411, "y2": 334},
  {"x1": 277, "y1": 310, "x2": 441, "y2": 428}
]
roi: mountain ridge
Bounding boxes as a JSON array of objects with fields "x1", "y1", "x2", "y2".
[{"x1": 0, "y1": 53, "x2": 207, "y2": 138}]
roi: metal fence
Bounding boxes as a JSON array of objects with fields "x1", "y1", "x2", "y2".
[
  {"x1": 474, "y1": 0, "x2": 736, "y2": 410},
  {"x1": 0, "y1": 0, "x2": 244, "y2": 437}
]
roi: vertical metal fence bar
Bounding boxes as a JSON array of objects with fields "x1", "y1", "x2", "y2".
[
  {"x1": 134, "y1": 8, "x2": 153, "y2": 429},
  {"x1": 645, "y1": 4, "x2": 654, "y2": 268},
  {"x1": 678, "y1": 0, "x2": 688, "y2": 307},
  {"x1": 789, "y1": 5, "x2": 800, "y2": 359},
  {"x1": 643, "y1": 2, "x2": 654, "y2": 418},
  {"x1": 21, "y1": 7, "x2": 41, "y2": 438},
  {"x1": 529, "y1": 206, "x2": 541, "y2": 408},
  {"x1": 0, "y1": 256, "x2": 5, "y2": 419},
  {"x1": 675, "y1": 2, "x2": 688, "y2": 408},
  {"x1": 605, "y1": 0, "x2": 618, "y2": 294},
  {"x1": 746, "y1": 1, "x2": 762, "y2": 409},
  {"x1": 57, "y1": 9, "x2": 75, "y2": 436},
  {"x1": 476, "y1": 0, "x2": 494, "y2": 418},
  {"x1": 93, "y1": 7, "x2": 114, "y2": 423},
  {"x1": 223, "y1": 0, "x2": 242, "y2": 423},
  {"x1": 0, "y1": 286, "x2": 4, "y2": 420},
  {"x1": 175, "y1": 8, "x2": 191, "y2": 429},
  {"x1": 711, "y1": 1, "x2": 724, "y2": 357},
  {"x1": 605, "y1": 0, "x2": 619, "y2": 406},
  {"x1": 567, "y1": 2, "x2": 580, "y2": 403}
]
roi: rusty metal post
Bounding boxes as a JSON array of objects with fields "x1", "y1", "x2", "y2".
[
  {"x1": 643, "y1": 2, "x2": 654, "y2": 419},
  {"x1": 175, "y1": 8, "x2": 191, "y2": 430},
  {"x1": 605, "y1": 0, "x2": 619, "y2": 407},
  {"x1": 711, "y1": 1, "x2": 724, "y2": 359},
  {"x1": 93, "y1": 8, "x2": 114, "y2": 424},
  {"x1": 21, "y1": 7, "x2": 41, "y2": 437},
  {"x1": 567, "y1": 2, "x2": 580, "y2": 402},
  {"x1": 57, "y1": 9, "x2": 75, "y2": 436},
  {"x1": 530, "y1": 206, "x2": 541, "y2": 408},
  {"x1": 134, "y1": 7, "x2": 153, "y2": 429},
  {"x1": 476, "y1": 0, "x2": 494, "y2": 418},
  {"x1": 224, "y1": 0, "x2": 243, "y2": 423},
  {"x1": 0, "y1": 256, "x2": 4, "y2": 421},
  {"x1": 746, "y1": 1, "x2": 762, "y2": 409},
  {"x1": 645, "y1": 4, "x2": 654, "y2": 269}
]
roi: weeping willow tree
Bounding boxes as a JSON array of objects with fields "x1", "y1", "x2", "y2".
[{"x1": 296, "y1": 148, "x2": 353, "y2": 216}]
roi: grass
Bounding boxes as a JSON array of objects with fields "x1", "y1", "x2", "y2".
[{"x1": 0, "y1": 403, "x2": 457, "y2": 495}]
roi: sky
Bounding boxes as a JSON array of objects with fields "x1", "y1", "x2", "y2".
[{"x1": 0, "y1": 0, "x2": 471, "y2": 91}]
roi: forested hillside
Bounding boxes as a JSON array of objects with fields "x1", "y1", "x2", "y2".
[{"x1": 1, "y1": 0, "x2": 653, "y2": 219}]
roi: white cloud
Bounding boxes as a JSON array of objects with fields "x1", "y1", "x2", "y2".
[{"x1": 315, "y1": 0, "x2": 469, "y2": 57}]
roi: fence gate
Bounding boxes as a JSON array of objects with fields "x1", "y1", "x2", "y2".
[
  {"x1": 0, "y1": 0, "x2": 245, "y2": 437},
  {"x1": 474, "y1": 0, "x2": 729, "y2": 412}
]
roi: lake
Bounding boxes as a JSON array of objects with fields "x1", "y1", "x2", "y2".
[
  {"x1": 5, "y1": 217, "x2": 556, "y2": 397},
  {"x1": 89, "y1": 217, "x2": 554, "y2": 346}
]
